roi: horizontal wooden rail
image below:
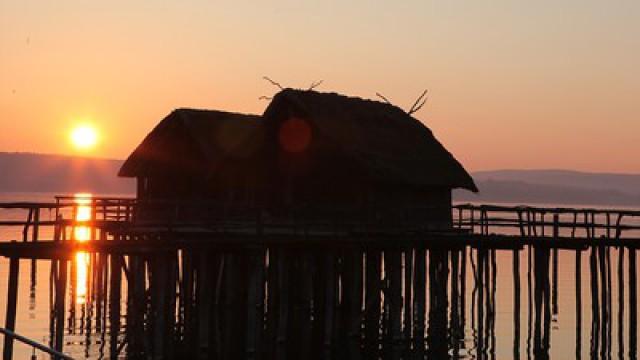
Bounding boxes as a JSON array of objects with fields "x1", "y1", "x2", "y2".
[{"x1": 0, "y1": 327, "x2": 73, "y2": 360}]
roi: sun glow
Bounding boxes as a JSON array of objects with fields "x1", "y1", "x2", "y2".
[{"x1": 70, "y1": 124, "x2": 98, "y2": 150}]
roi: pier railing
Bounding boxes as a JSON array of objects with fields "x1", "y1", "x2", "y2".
[
  {"x1": 1, "y1": 197, "x2": 640, "y2": 243},
  {"x1": 453, "y1": 203, "x2": 640, "y2": 239},
  {"x1": 0, "y1": 196, "x2": 640, "y2": 242}
]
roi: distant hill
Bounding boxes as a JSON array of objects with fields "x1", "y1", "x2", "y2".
[
  {"x1": 0, "y1": 152, "x2": 134, "y2": 195},
  {"x1": 1, "y1": 153, "x2": 638, "y2": 206},
  {"x1": 455, "y1": 169, "x2": 640, "y2": 207}
]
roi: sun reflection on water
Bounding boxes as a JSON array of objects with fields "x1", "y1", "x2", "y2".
[{"x1": 74, "y1": 193, "x2": 92, "y2": 305}]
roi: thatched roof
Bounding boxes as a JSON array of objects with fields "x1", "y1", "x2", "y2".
[
  {"x1": 262, "y1": 89, "x2": 478, "y2": 192},
  {"x1": 119, "y1": 90, "x2": 477, "y2": 192},
  {"x1": 118, "y1": 108, "x2": 260, "y2": 177}
]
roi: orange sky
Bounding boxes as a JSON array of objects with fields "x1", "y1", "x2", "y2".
[{"x1": 1, "y1": 1, "x2": 638, "y2": 172}]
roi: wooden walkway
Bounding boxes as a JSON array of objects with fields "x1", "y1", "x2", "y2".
[
  {"x1": 0, "y1": 198, "x2": 639, "y2": 260},
  {"x1": 0, "y1": 197, "x2": 638, "y2": 359}
]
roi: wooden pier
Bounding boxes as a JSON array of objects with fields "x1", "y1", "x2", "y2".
[{"x1": 0, "y1": 198, "x2": 638, "y2": 359}]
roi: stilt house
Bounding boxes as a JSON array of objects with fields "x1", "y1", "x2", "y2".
[{"x1": 119, "y1": 89, "x2": 477, "y2": 227}]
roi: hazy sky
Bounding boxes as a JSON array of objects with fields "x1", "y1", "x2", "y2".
[{"x1": 1, "y1": 1, "x2": 638, "y2": 172}]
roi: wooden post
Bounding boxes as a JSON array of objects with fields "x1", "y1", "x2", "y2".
[
  {"x1": 246, "y1": 250, "x2": 265, "y2": 360},
  {"x1": 363, "y1": 250, "x2": 381, "y2": 359},
  {"x1": 517, "y1": 211, "x2": 525, "y2": 237},
  {"x1": 413, "y1": 247, "x2": 426, "y2": 358},
  {"x1": 151, "y1": 254, "x2": 169, "y2": 360},
  {"x1": 196, "y1": 252, "x2": 212, "y2": 360},
  {"x1": 22, "y1": 208, "x2": 33, "y2": 242},
  {"x1": 33, "y1": 208, "x2": 40, "y2": 242},
  {"x1": 512, "y1": 248, "x2": 521, "y2": 360},
  {"x1": 179, "y1": 250, "x2": 195, "y2": 356},
  {"x1": 265, "y1": 249, "x2": 279, "y2": 357},
  {"x1": 109, "y1": 255, "x2": 122, "y2": 359},
  {"x1": 299, "y1": 254, "x2": 314, "y2": 360},
  {"x1": 628, "y1": 248, "x2": 637, "y2": 358},
  {"x1": 346, "y1": 251, "x2": 363, "y2": 360},
  {"x1": 450, "y1": 249, "x2": 461, "y2": 358},
  {"x1": 403, "y1": 249, "x2": 413, "y2": 347},
  {"x1": 128, "y1": 256, "x2": 146, "y2": 358},
  {"x1": 3, "y1": 257, "x2": 20, "y2": 360},
  {"x1": 322, "y1": 253, "x2": 336, "y2": 360},
  {"x1": 616, "y1": 247, "x2": 624, "y2": 360},
  {"x1": 55, "y1": 259, "x2": 68, "y2": 357},
  {"x1": 575, "y1": 249, "x2": 582, "y2": 358},
  {"x1": 384, "y1": 250, "x2": 402, "y2": 360}
]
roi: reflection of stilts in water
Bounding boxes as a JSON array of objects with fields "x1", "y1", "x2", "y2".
[
  {"x1": 589, "y1": 246, "x2": 600, "y2": 358},
  {"x1": 51, "y1": 258, "x2": 68, "y2": 355},
  {"x1": 30, "y1": 259, "x2": 37, "y2": 316},
  {"x1": 412, "y1": 247, "x2": 426, "y2": 359},
  {"x1": 552, "y1": 247, "x2": 558, "y2": 324},
  {"x1": 489, "y1": 249, "x2": 497, "y2": 360},
  {"x1": 575, "y1": 249, "x2": 582, "y2": 360},
  {"x1": 460, "y1": 246, "x2": 467, "y2": 356},
  {"x1": 629, "y1": 248, "x2": 637, "y2": 360},
  {"x1": 606, "y1": 247, "x2": 613, "y2": 358},
  {"x1": 470, "y1": 247, "x2": 479, "y2": 357},
  {"x1": 526, "y1": 244, "x2": 533, "y2": 360},
  {"x1": 448, "y1": 247, "x2": 469, "y2": 358},
  {"x1": 449, "y1": 248, "x2": 461, "y2": 358},
  {"x1": 597, "y1": 245, "x2": 611, "y2": 359},
  {"x1": 513, "y1": 248, "x2": 521, "y2": 360},
  {"x1": 473, "y1": 247, "x2": 487, "y2": 360},
  {"x1": 533, "y1": 245, "x2": 551, "y2": 360},
  {"x1": 471, "y1": 247, "x2": 497, "y2": 360},
  {"x1": 69, "y1": 257, "x2": 76, "y2": 334},
  {"x1": 426, "y1": 248, "x2": 449, "y2": 359},
  {"x1": 109, "y1": 254, "x2": 123, "y2": 358},
  {"x1": 617, "y1": 247, "x2": 625, "y2": 359}
]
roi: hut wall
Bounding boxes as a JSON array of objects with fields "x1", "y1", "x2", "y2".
[{"x1": 369, "y1": 185, "x2": 452, "y2": 228}]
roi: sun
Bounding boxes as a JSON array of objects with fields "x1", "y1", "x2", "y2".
[{"x1": 70, "y1": 125, "x2": 98, "y2": 150}]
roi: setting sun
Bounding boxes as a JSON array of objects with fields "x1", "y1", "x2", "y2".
[{"x1": 70, "y1": 125, "x2": 99, "y2": 150}]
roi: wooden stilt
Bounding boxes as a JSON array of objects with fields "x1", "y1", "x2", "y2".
[
  {"x1": 322, "y1": 253, "x2": 336, "y2": 360},
  {"x1": 363, "y1": 250, "x2": 381, "y2": 359},
  {"x1": 413, "y1": 247, "x2": 426, "y2": 359},
  {"x1": 109, "y1": 255, "x2": 122, "y2": 359},
  {"x1": 196, "y1": 252, "x2": 212, "y2": 360},
  {"x1": 55, "y1": 259, "x2": 68, "y2": 357},
  {"x1": 246, "y1": 249, "x2": 265, "y2": 360},
  {"x1": 3, "y1": 257, "x2": 20, "y2": 360},
  {"x1": 628, "y1": 248, "x2": 637, "y2": 359},
  {"x1": 385, "y1": 250, "x2": 402, "y2": 360},
  {"x1": 346, "y1": 251, "x2": 363, "y2": 360}
]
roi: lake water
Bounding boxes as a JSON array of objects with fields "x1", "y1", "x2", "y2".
[{"x1": 0, "y1": 192, "x2": 638, "y2": 359}]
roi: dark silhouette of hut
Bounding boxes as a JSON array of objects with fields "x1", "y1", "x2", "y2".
[
  {"x1": 118, "y1": 108, "x2": 261, "y2": 201},
  {"x1": 119, "y1": 89, "x2": 476, "y2": 227}
]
